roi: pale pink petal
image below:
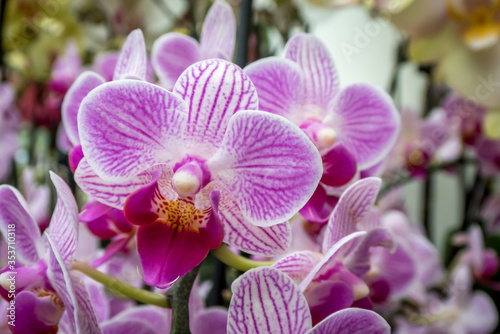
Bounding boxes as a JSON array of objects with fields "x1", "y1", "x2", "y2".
[
  {"x1": 46, "y1": 172, "x2": 79, "y2": 263},
  {"x1": 113, "y1": 29, "x2": 147, "y2": 81},
  {"x1": 200, "y1": 0, "x2": 236, "y2": 59},
  {"x1": 62, "y1": 71, "x2": 105, "y2": 146},
  {"x1": 322, "y1": 177, "x2": 382, "y2": 253},
  {"x1": 191, "y1": 307, "x2": 228, "y2": 334},
  {"x1": 173, "y1": 59, "x2": 258, "y2": 159},
  {"x1": 228, "y1": 267, "x2": 312, "y2": 334},
  {"x1": 309, "y1": 308, "x2": 390, "y2": 334},
  {"x1": 208, "y1": 110, "x2": 322, "y2": 226},
  {"x1": 284, "y1": 33, "x2": 339, "y2": 114},
  {"x1": 151, "y1": 33, "x2": 201, "y2": 90},
  {"x1": 273, "y1": 251, "x2": 321, "y2": 284},
  {"x1": 326, "y1": 84, "x2": 400, "y2": 169},
  {"x1": 217, "y1": 187, "x2": 292, "y2": 256},
  {"x1": 78, "y1": 80, "x2": 187, "y2": 181},
  {"x1": 0, "y1": 185, "x2": 41, "y2": 264}
]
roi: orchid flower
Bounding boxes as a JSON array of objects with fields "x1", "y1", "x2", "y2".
[
  {"x1": 49, "y1": 41, "x2": 82, "y2": 95},
  {"x1": 453, "y1": 225, "x2": 500, "y2": 285},
  {"x1": 244, "y1": 33, "x2": 400, "y2": 222},
  {"x1": 0, "y1": 172, "x2": 101, "y2": 333},
  {"x1": 227, "y1": 266, "x2": 391, "y2": 333},
  {"x1": 272, "y1": 178, "x2": 395, "y2": 323},
  {"x1": 152, "y1": 0, "x2": 236, "y2": 90},
  {"x1": 75, "y1": 58, "x2": 322, "y2": 288}
]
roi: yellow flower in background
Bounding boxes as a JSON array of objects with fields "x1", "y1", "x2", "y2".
[{"x1": 375, "y1": 0, "x2": 500, "y2": 139}]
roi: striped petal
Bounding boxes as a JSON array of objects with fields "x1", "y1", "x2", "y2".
[
  {"x1": 273, "y1": 251, "x2": 321, "y2": 284},
  {"x1": 208, "y1": 110, "x2": 322, "y2": 226},
  {"x1": 284, "y1": 33, "x2": 339, "y2": 114},
  {"x1": 200, "y1": 0, "x2": 236, "y2": 59},
  {"x1": 47, "y1": 236, "x2": 102, "y2": 334},
  {"x1": 151, "y1": 33, "x2": 201, "y2": 90},
  {"x1": 75, "y1": 159, "x2": 175, "y2": 210},
  {"x1": 113, "y1": 29, "x2": 147, "y2": 81},
  {"x1": 46, "y1": 171, "x2": 79, "y2": 263},
  {"x1": 244, "y1": 57, "x2": 305, "y2": 124},
  {"x1": 0, "y1": 185, "x2": 41, "y2": 265},
  {"x1": 173, "y1": 59, "x2": 258, "y2": 159},
  {"x1": 62, "y1": 71, "x2": 105, "y2": 146},
  {"x1": 308, "y1": 308, "x2": 390, "y2": 334},
  {"x1": 322, "y1": 177, "x2": 382, "y2": 253},
  {"x1": 78, "y1": 80, "x2": 187, "y2": 181},
  {"x1": 216, "y1": 186, "x2": 291, "y2": 256},
  {"x1": 325, "y1": 84, "x2": 400, "y2": 169},
  {"x1": 228, "y1": 267, "x2": 312, "y2": 334}
]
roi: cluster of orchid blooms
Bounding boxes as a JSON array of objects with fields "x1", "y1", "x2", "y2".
[{"x1": 2, "y1": 1, "x2": 500, "y2": 333}]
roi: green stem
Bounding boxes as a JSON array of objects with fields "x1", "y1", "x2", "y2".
[
  {"x1": 168, "y1": 265, "x2": 200, "y2": 334},
  {"x1": 71, "y1": 261, "x2": 170, "y2": 308},
  {"x1": 211, "y1": 244, "x2": 275, "y2": 271}
]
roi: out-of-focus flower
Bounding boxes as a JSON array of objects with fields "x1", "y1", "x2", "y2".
[
  {"x1": 152, "y1": 0, "x2": 236, "y2": 90},
  {"x1": 245, "y1": 33, "x2": 400, "y2": 222},
  {"x1": 0, "y1": 83, "x2": 19, "y2": 182},
  {"x1": 377, "y1": 0, "x2": 500, "y2": 137},
  {"x1": 227, "y1": 266, "x2": 391, "y2": 333},
  {"x1": 0, "y1": 172, "x2": 101, "y2": 333},
  {"x1": 474, "y1": 137, "x2": 500, "y2": 176},
  {"x1": 482, "y1": 195, "x2": 500, "y2": 235},
  {"x1": 76, "y1": 58, "x2": 322, "y2": 288},
  {"x1": 20, "y1": 168, "x2": 50, "y2": 231},
  {"x1": 48, "y1": 41, "x2": 82, "y2": 95}
]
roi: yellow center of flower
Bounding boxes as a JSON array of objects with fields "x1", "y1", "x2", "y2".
[
  {"x1": 317, "y1": 127, "x2": 337, "y2": 149},
  {"x1": 154, "y1": 198, "x2": 211, "y2": 233},
  {"x1": 447, "y1": 0, "x2": 500, "y2": 50}
]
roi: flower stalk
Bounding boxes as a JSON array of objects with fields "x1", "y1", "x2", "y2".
[
  {"x1": 211, "y1": 244, "x2": 275, "y2": 271},
  {"x1": 168, "y1": 265, "x2": 200, "y2": 334},
  {"x1": 71, "y1": 261, "x2": 170, "y2": 308}
]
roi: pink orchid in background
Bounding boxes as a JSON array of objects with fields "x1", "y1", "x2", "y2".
[
  {"x1": 48, "y1": 41, "x2": 83, "y2": 95},
  {"x1": 387, "y1": 107, "x2": 461, "y2": 177},
  {"x1": 244, "y1": 33, "x2": 400, "y2": 222},
  {"x1": 482, "y1": 195, "x2": 500, "y2": 235},
  {"x1": 273, "y1": 178, "x2": 395, "y2": 324},
  {"x1": 474, "y1": 137, "x2": 500, "y2": 176},
  {"x1": 0, "y1": 172, "x2": 101, "y2": 334},
  {"x1": 152, "y1": 0, "x2": 235, "y2": 90},
  {"x1": 227, "y1": 266, "x2": 391, "y2": 334},
  {"x1": 444, "y1": 94, "x2": 486, "y2": 146},
  {"x1": 20, "y1": 168, "x2": 50, "y2": 232},
  {"x1": 0, "y1": 83, "x2": 19, "y2": 182},
  {"x1": 453, "y1": 225, "x2": 500, "y2": 286},
  {"x1": 76, "y1": 58, "x2": 322, "y2": 288},
  {"x1": 394, "y1": 264, "x2": 498, "y2": 334}
]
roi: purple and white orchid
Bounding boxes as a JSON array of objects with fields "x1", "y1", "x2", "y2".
[
  {"x1": 244, "y1": 33, "x2": 400, "y2": 222},
  {"x1": 75, "y1": 58, "x2": 323, "y2": 288}
]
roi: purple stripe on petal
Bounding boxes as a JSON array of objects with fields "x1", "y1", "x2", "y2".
[
  {"x1": 78, "y1": 80, "x2": 187, "y2": 181},
  {"x1": 228, "y1": 267, "x2": 312, "y2": 334},
  {"x1": 273, "y1": 251, "x2": 321, "y2": 284},
  {"x1": 200, "y1": 0, "x2": 236, "y2": 60},
  {"x1": 208, "y1": 110, "x2": 322, "y2": 226},
  {"x1": 308, "y1": 308, "x2": 390, "y2": 334},
  {"x1": 173, "y1": 59, "x2": 258, "y2": 159},
  {"x1": 47, "y1": 172, "x2": 79, "y2": 263},
  {"x1": 0, "y1": 185, "x2": 41, "y2": 265},
  {"x1": 244, "y1": 57, "x2": 305, "y2": 123},
  {"x1": 113, "y1": 29, "x2": 147, "y2": 81},
  {"x1": 152, "y1": 32, "x2": 201, "y2": 90},
  {"x1": 284, "y1": 33, "x2": 339, "y2": 114},
  {"x1": 322, "y1": 177, "x2": 382, "y2": 253},
  {"x1": 209, "y1": 183, "x2": 292, "y2": 256},
  {"x1": 62, "y1": 71, "x2": 105, "y2": 146},
  {"x1": 326, "y1": 84, "x2": 400, "y2": 169},
  {"x1": 46, "y1": 236, "x2": 102, "y2": 334}
]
